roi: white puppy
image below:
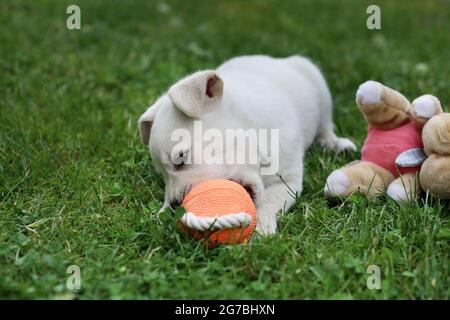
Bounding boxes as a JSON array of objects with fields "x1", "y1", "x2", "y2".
[{"x1": 139, "y1": 55, "x2": 355, "y2": 235}]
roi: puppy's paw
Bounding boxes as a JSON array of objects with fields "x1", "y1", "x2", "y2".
[
  {"x1": 255, "y1": 221, "x2": 277, "y2": 237},
  {"x1": 324, "y1": 170, "x2": 350, "y2": 197},
  {"x1": 412, "y1": 95, "x2": 442, "y2": 120},
  {"x1": 356, "y1": 80, "x2": 381, "y2": 106},
  {"x1": 158, "y1": 203, "x2": 170, "y2": 214},
  {"x1": 334, "y1": 137, "x2": 357, "y2": 153},
  {"x1": 320, "y1": 134, "x2": 356, "y2": 153}
]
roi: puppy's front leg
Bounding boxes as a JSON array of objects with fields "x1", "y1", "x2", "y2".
[
  {"x1": 158, "y1": 187, "x2": 171, "y2": 214},
  {"x1": 158, "y1": 202, "x2": 170, "y2": 214},
  {"x1": 255, "y1": 181, "x2": 298, "y2": 236}
]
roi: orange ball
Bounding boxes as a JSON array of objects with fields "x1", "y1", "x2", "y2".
[{"x1": 179, "y1": 179, "x2": 257, "y2": 248}]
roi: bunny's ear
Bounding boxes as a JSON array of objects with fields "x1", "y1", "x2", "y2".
[{"x1": 168, "y1": 70, "x2": 223, "y2": 118}]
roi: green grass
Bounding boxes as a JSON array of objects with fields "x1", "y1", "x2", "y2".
[{"x1": 1, "y1": 0, "x2": 449, "y2": 299}]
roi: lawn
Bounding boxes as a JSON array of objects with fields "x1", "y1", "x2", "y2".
[{"x1": 0, "y1": 0, "x2": 449, "y2": 299}]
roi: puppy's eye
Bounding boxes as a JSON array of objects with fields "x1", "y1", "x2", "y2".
[{"x1": 172, "y1": 150, "x2": 188, "y2": 169}]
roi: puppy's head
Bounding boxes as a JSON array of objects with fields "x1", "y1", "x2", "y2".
[{"x1": 139, "y1": 70, "x2": 263, "y2": 210}]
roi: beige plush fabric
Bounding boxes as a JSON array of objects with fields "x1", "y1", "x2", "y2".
[
  {"x1": 356, "y1": 81, "x2": 413, "y2": 129},
  {"x1": 420, "y1": 113, "x2": 450, "y2": 199},
  {"x1": 337, "y1": 161, "x2": 394, "y2": 198},
  {"x1": 325, "y1": 82, "x2": 422, "y2": 202}
]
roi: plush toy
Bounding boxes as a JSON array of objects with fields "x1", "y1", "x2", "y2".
[
  {"x1": 324, "y1": 80, "x2": 447, "y2": 202},
  {"x1": 179, "y1": 179, "x2": 257, "y2": 248},
  {"x1": 417, "y1": 109, "x2": 450, "y2": 199}
]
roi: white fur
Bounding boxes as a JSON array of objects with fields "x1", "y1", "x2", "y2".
[
  {"x1": 324, "y1": 170, "x2": 350, "y2": 197},
  {"x1": 139, "y1": 55, "x2": 356, "y2": 235},
  {"x1": 412, "y1": 95, "x2": 437, "y2": 118},
  {"x1": 387, "y1": 183, "x2": 409, "y2": 202},
  {"x1": 356, "y1": 80, "x2": 381, "y2": 105}
]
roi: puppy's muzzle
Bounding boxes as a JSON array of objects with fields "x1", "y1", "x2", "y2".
[{"x1": 170, "y1": 199, "x2": 181, "y2": 209}]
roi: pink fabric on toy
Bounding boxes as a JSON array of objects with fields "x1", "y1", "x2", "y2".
[{"x1": 361, "y1": 120, "x2": 423, "y2": 177}]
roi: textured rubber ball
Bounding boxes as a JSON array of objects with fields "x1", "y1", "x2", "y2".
[{"x1": 179, "y1": 179, "x2": 257, "y2": 248}]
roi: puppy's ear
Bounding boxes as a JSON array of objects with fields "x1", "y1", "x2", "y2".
[
  {"x1": 138, "y1": 98, "x2": 162, "y2": 145},
  {"x1": 168, "y1": 70, "x2": 223, "y2": 118}
]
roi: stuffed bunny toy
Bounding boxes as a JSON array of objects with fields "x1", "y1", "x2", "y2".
[
  {"x1": 324, "y1": 80, "x2": 447, "y2": 202},
  {"x1": 418, "y1": 109, "x2": 450, "y2": 199}
]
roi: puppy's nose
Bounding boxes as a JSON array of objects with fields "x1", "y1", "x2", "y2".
[{"x1": 170, "y1": 199, "x2": 181, "y2": 208}]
